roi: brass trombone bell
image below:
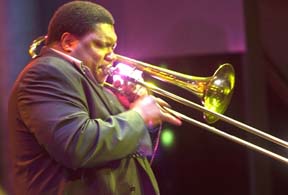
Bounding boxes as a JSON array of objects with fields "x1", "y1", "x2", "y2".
[{"x1": 115, "y1": 54, "x2": 235, "y2": 123}]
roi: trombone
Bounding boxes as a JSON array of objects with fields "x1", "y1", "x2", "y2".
[{"x1": 29, "y1": 35, "x2": 288, "y2": 165}]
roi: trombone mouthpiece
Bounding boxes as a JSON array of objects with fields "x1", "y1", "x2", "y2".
[{"x1": 104, "y1": 66, "x2": 117, "y2": 76}]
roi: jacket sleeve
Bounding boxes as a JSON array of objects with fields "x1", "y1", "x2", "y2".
[{"x1": 16, "y1": 61, "x2": 151, "y2": 169}]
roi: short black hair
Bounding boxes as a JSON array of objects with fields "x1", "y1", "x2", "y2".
[{"x1": 46, "y1": 1, "x2": 114, "y2": 44}]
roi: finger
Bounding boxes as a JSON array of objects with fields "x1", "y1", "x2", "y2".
[
  {"x1": 134, "y1": 85, "x2": 148, "y2": 97},
  {"x1": 154, "y1": 97, "x2": 171, "y2": 108},
  {"x1": 112, "y1": 80, "x2": 121, "y2": 88},
  {"x1": 161, "y1": 112, "x2": 182, "y2": 126},
  {"x1": 160, "y1": 107, "x2": 182, "y2": 126}
]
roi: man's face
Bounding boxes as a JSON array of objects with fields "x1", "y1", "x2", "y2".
[{"x1": 71, "y1": 23, "x2": 117, "y2": 83}]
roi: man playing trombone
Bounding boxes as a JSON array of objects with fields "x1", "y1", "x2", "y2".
[{"x1": 8, "y1": 1, "x2": 181, "y2": 194}]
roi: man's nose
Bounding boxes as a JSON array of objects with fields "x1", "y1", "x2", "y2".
[{"x1": 105, "y1": 51, "x2": 116, "y2": 62}]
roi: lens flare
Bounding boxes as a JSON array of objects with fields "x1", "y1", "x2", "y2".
[{"x1": 161, "y1": 128, "x2": 174, "y2": 148}]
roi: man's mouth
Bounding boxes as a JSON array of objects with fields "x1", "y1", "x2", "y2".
[{"x1": 98, "y1": 65, "x2": 113, "y2": 76}]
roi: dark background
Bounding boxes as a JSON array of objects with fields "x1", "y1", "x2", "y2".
[{"x1": 1, "y1": 0, "x2": 288, "y2": 194}]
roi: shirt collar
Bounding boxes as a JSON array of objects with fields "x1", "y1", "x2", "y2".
[{"x1": 49, "y1": 48, "x2": 84, "y2": 71}]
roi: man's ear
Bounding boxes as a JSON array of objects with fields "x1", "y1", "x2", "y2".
[{"x1": 60, "y1": 32, "x2": 79, "y2": 53}]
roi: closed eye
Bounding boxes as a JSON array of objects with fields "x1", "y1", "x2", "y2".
[{"x1": 93, "y1": 39, "x2": 116, "y2": 51}]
